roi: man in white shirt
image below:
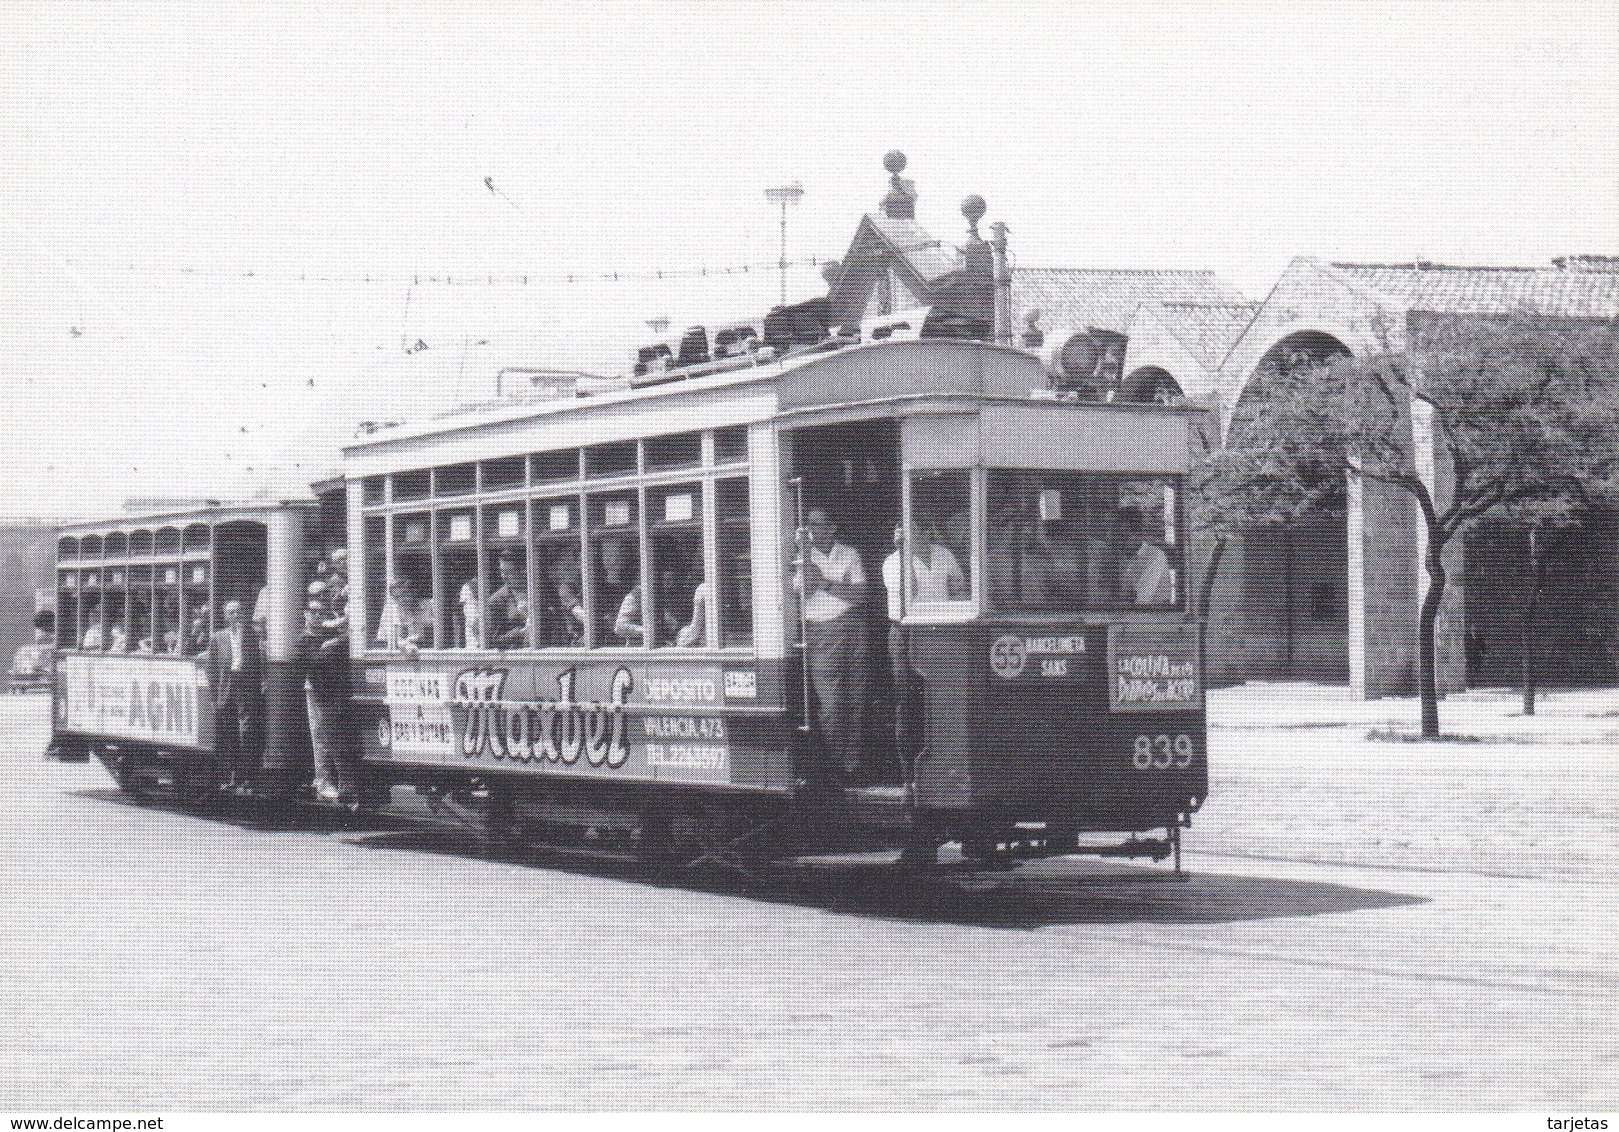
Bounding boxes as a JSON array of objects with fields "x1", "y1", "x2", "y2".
[
  {"x1": 376, "y1": 578, "x2": 436, "y2": 655},
  {"x1": 794, "y1": 508, "x2": 870, "y2": 784},
  {"x1": 880, "y1": 525, "x2": 967, "y2": 780},
  {"x1": 1123, "y1": 540, "x2": 1174, "y2": 606}
]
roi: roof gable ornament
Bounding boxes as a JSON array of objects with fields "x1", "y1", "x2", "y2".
[{"x1": 880, "y1": 150, "x2": 917, "y2": 220}]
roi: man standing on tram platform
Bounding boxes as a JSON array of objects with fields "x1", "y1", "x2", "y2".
[
  {"x1": 793, "y1": 507, "x2": 870, "y2": 785},
  {"x1": 205, "y1": 599, "x2": 265, "y2": 782}
]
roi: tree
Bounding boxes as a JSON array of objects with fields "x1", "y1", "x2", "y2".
[
  {"x1": 1213, "y1": 312, "x2": 1619, "y2": 737},
  {"x1": 1187, "y1": 407, "x2": 1344, "y2": 624}
]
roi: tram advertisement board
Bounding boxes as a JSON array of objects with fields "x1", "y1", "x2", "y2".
[
  {"x1": 57, "y1": 654, "x2": 209, "y2": 748},
  {"x1": 1107, "y1": 623, "x2": 1202, "y2": 711},
  {"x1": 370, "y1": 661, "x2": 754, "y2": 786}
]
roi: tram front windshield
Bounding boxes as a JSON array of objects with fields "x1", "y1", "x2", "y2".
[{"x1": 986, "y1": 470, "x2": 1182, "y2": 612}]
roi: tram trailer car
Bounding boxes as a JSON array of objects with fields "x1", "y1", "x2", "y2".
[
  {"x1": 46, "y1": 339, "x2": 1206, "y2": 869},
  {"x1": 337, "y1": 336, "x2": 1208, "y2": 867},
  {"x1": 46, "y1": 498, "x2": 346, "y2": 800}
]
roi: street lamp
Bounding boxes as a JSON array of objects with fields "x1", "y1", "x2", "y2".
[{"x1": 764, "y1": 181, "x2": 804, "y2": 306}]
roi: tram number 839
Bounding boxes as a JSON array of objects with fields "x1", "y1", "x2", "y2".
[{"x1": 1131, "y1": 734, "x2": 1196, "y2": 770}]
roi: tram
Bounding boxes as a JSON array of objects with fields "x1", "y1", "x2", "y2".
[
  {"x1": 47, "y1": 498, "x2": 343, "y2": 799},
  {"x1": 45, "y1": 335, "x2": 1207, "y2": 869}
]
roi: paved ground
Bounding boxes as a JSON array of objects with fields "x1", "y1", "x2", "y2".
[{"x1": 1, "y1": 685, "x2": 1615, "y2": 1111}]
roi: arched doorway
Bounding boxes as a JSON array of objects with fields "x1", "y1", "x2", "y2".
[{"x1": 1210, "y1": 332, "x2": 1353, "y2": 684}]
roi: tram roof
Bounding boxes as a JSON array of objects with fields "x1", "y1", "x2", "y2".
[
  {"x1": 54, "y1": 499, "x2": 320, "y2": 539},
  {"x1": 342, "y1": 338, "x2": 1206, "y2": 475}
]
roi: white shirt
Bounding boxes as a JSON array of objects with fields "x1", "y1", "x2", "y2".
[
  {"x1": 228, "y1": 625, "x2": 245, "y2": 671},
  {"x1": 798, "y1": 542, "x2": 864, "y2": 622},
  {"x1": 1125, "y1": 543, "x2": 1173, "y2": 606},
  {"x1": 882, "y1": 544, "x2": 967, "y2": 619}
]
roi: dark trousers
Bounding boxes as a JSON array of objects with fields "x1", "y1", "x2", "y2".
[
  {"x1": 805, "y1": 615, "x2": 869, "y2": 775},
  {"x1": 215, "y1": 689, "x2": 263, "y2": 772},
  {"x1": 305, "y1": 680, "x2": 351, "y2": 795},
  {"x1": 888, "y1": 623, "x2": 924, "y2": 781}
]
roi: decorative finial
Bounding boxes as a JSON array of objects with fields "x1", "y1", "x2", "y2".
[
  {"x1": 880, "y1": 151, "x2": 916, "y2": 220},
  {"x1": 961, "y1": 195, "x2": 986, "y2": 239}
]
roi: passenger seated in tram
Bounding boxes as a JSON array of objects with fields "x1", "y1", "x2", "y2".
[
  {"x1": 456, "y1": 578, "x2": 484, "y2": 649},
  {"x1": 376, "y1": 577, "x2": 435, "y2": 654},
  {"x1": 163, "y1": 629, "x2": 182, "y2": 654},
  {"x1": 485, "y1": 553, "x2": 530, "y2": 650},
  {"x1": 1123, "y1": 539, "x2": 1174, "y2": 606},
  {"x1": 185, "y1": 607, "x2": 211, "y2": 655},
  {"x1": 534, "y1": 548, "x2": 586, "y2": 648},
  {"x1": 106, "y1": 622, "x2": 129, "y2": 653},
  {"x1": 675, "y1": 580, "x2": 712, "y2": 648},
  {"x1": 593, "y1": 536, "x2": 638, "y2": 645},
  {"x1": 80, "y1": 621, "x2": 104, "y2": 651}
]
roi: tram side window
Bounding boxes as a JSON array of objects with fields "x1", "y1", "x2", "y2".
[
  {"x1": 903, "y1": 470, "x2": 973, "y2": 610},
  {"x1": 715, "y1": 477, "x2": 753, "y2": 648},
  {"x1": 155, "y1": 568, "x2": 181, "y2": 653},
  {"x1": 532, "y1": 499, "x2": 585, "y2": 648},
  {"x1": 182, "y1": 562, "x2": 212, "y2": 654},
  {"x1": 56, "y1": 573, "x2": 78, "y2": 649},
  {"x1": 484, "y1": 540, "x2": 531, "y2": 651},
  {"x1": 383, "y1": 513, "x2": 436, "y2": 651},
  {"x1": 103, "y1": 570, "x2": 128, "y2": 652},
  {"x1": 363, "y1": 516, "x2": 387, "y2": 646},
  {"x1": 987, "y1": 471, "x2": 1182, "y2": 611},
  {"x1": 128, "y1": 570, "x2": 153, "y2": 652},
  {"x1": 647, "y1": 484, "x2": 704, "y2": 647},
  {"x1": 79, "y1": 578, "x2": 103, "y2": 650},
  {"x1": 589, "y1": 492, "x2": 640, "y2": 646},
  {"x1": 438, "y1": 509, "x2": 479, "y2": 648}
]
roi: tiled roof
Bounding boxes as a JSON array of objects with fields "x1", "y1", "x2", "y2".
[
  {"x1": 1142, "y1": 301, "x2": 1260, "y2": 369},
  {"x1": 1011, "y1": 268, "x2": 1244, "y2": 335},
  {"x1": 1329, "y1": 263, "x2": 1619, "y2": 318},
  {"x1": 865, "y1": 215, "x2": 962, "y2": 283}
]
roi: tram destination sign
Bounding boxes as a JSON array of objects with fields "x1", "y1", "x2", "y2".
[
  {"x1": 372, "y1": 661, "x2": 744, "y2": 786},
  {"x1": 1107, "y1": 624, "x2": 1202, "y2": 712}
]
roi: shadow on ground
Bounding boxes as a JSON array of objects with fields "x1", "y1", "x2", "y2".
[{"x1": 75, "y1": 786, "x2": 1429, "y2": 930}]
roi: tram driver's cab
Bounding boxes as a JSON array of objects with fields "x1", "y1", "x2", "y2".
[{"x1": 780, "y1": 355, "x2": 1201, "y2": 819}]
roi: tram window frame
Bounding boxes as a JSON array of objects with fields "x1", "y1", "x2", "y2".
[
  {"x1": 356, "y1": 427, "x2": 758, "y2": 656},
  {"x1": 713, "y1": 426, "x2": 748, "y2": 465},
  {"x1": 437, "y1": 508, "x2": 482, "y2": 649},
  {"x1": 532, "y1": 448, "x2": 581, "y2": 485},
  {"x1": 897, "y1": 469, "x2": 977, "y2": 622},
  {"x1": 481, "y1": 455, "x2": 527, "y2": 492},
  {"x1": 645, "y1": 431, "x2": 703, "y2": 472},
  {"x1": 713, "y1": 476, "x2": 752, "y2": 649},
  {"x1": 531, "y1": 497, "x2": 585, "y2": 649},
  {"x1": 393, "y1": 469, "x2": 431, "y2": 502},
  {"x1": 984, "y1": 469, "x2": 1185, "y2": 613},
  {"x1": 587, "y1": 489, "x2": 642, "y2": 647},
  {"x1": 434, "y1": 462, "x2": 478, "y2": 497},
  {"x1": 585, "y1": 441, "x2": 638, "y2": 479},
  {"x1": 361, "y1": 476, "x2": 388, "y2": 506},
  {"x1": 646, "y1": 482, "x2": 705, "y2": 648}
]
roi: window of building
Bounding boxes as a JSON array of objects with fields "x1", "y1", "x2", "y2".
[
  {"x1": 393, "y1": 469, "x2": 431, "y2": 502},
  {"x1": 362, "y1": 476, "x2": 387, "y2": 506}
]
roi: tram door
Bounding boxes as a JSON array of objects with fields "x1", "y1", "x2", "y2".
[{"x1": 784, "y1": 420, "x2": 903, "y2": 781}]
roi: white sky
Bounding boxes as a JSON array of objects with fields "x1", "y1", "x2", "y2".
[{"x1": 1, "y1": 0, "x2": 1615, "y2": 519}]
